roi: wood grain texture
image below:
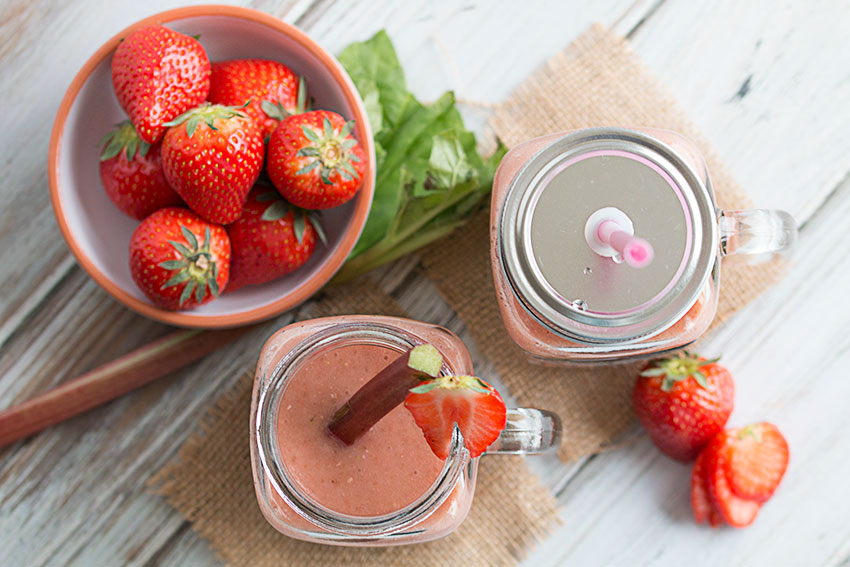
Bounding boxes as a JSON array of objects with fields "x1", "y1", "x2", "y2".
[{"x1": 1, "y1": 0, "x2": 849, "y2": 565}]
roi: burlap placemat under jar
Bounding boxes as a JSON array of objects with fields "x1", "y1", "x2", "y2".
[
  {"x1": 151, "y1": 279, "x2": 560, "y2": 567},
  {"x1": 420, "y1": 23, "x2": 789, "y2": 461}
]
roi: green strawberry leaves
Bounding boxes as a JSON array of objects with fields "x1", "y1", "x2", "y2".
[
  {"x1": 164, "y1": 102, "x2": 250, "y2": 138},
  {"x1": 293, "y1": 118, "x2": 362, "y2": 186},
  {"x1": 257, "y1": 191, "x2": 327, "y2": 245},
  {"x1": 261, "y1": 76, "x2": 309, "y2": 120},
  {"x1": 641, "y1": 351, "x2": 721, "y2": 391},
  {"x1": 98, "y1": 120, "x2": 151, "y2": 161},
  {"x1": 159, "y1": 225, "x2": 220, "y2": 307}
]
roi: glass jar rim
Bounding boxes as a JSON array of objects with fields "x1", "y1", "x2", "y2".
[{"x1": 254, "y1": 321, "x2": 467, "y2": 539}]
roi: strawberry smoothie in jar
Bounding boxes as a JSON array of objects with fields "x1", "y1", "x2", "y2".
[
  {"x1": 491, "y1": 127, "x2": 797, "y2": 363},
  {"x1": 250, "y1": 315, "x2": 560, "y2": 546}
]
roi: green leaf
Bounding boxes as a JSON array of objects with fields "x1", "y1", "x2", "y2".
[
  {"x1": 158, "y1": 260, "x2": 186, "y2": 270},
  {"x1": 339, "y1": 160, "x2": 359, "y2": 179},
  {"x1": 161, "y1": 270, "x2": 190, "y2": 288},
  {"x1": 261, "y1": 100, "x2": 287, "y2": 120},
  {"x1": 323, "y1": 117, "x2": 334, "y2": 139},
  {"x1": 293, "y1": 213, "x2": 305, "y2": 243},
  {"x1": 99, "y1": 137, "x2": 124, "y2": 161},
  {"x1": 296, "y1": 160, "x2": 320, "y2": 176},
  {"x1": 360, "y1": 88, "x2": 384, "y2": 135},
  {"x1": 302, "y1": 125, "x2": 322, "y2": 144},
  {"x1": 168, "y1": 240, "x2": 194, "y2": 259},
  {"x1": 693, "y1": 371, "x2": 709, "y2": 389},
  {"x1": 339, "y1": 120, "x2": 355, "y2": 139},
  {"x1": 195, "y1": 280, "x2": 206, "y2": 303},
  {"x1": 179, "y1": 280, "x2": 196, "y2": 305},
  {"x1": 310, "y1": 213, "x2": 328, "y2": 245},
  {"x1": 426, "y1": 131, "x2": 475, "y2": 191},
  {"x1": 208, "y1": 276, "x2": 220, "y2": 297},
  {"x1": 186, "y1": 115, "x2": 200, "y2": 138},
  {"x1": 138, "y1": 140, "x2": 151, "y2": 158},
  {"x1": 338, "y1": 30, "x2": 408, "y2": 129},
  {"x1": 639, "y1": 367, "x2": 669, "y2": 377},
  {"x1": 202, "y1": 226, "x2": 211, "y2": 253},
  {"x1": 125, "y1": 138, "x2": 139, "y2": 162},
  {"x1": 180, "y1": 226, "x2": 199, "y2": 251},
  {"x1": 296, "y1": 75, "x2": 308, "y2": 113},
  {"x1": 296, "y1": 147, "x2": 321, "y2": 158},
  {"x1": 262, "y1": 200, "x2": 288, "y2": 221},
  {"x1": 409, "y1": 381, "x2": 442, "y2": 394}
]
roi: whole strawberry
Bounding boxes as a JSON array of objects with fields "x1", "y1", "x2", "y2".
[
  {"x1": 98, "y1": 120, "x2": 183, "y2": 219},
  {"x1": 404, "y1": 375, "x2": 507, "y2": 460},
  {"x1": 267, "y1": 110, "x2": 366, "y2": 209},
  {"x1": 633, "y1": 352, "x2": 734, "y2": 461},
  {"x1": 111, "y1": 25, "x2": 210, "y2": 144},
  {"x1": 161, "y1": 104, "x2": 264, "y2": 224},
  {"x1": 208, "y1": 59, "x2": 306, "y2": 140},
  {"x1": 129, "y1": 207, "x2": 230, "y2": 310},
  {"x1": 226, "y1": 187, "x2": 325, "y2": 291}
]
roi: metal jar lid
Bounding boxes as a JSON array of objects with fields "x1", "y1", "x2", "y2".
[{"x1": 498, "y1": 127, "x2": 718, "y2": 344}]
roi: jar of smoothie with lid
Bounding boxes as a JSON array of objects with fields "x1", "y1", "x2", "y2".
[{"x1": 490, "y1": 127, "x2": 797, "y2": 363}]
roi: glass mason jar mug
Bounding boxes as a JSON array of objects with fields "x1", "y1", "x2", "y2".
[
  {"x1": 250, "y1": 315, "x2": 560, "y2": 546},
  {"x1": 490, "y1": 127, "x2": 797, "y2": 362}
]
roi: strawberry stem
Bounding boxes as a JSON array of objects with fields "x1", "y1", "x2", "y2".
[{"x1": 327, "y1": 343, "x2": 442, "y2": 445}]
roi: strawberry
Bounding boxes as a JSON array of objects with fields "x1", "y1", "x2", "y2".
[
  {"x1": 691, "y1": 446, "x2": 723, "y2": 527},
  {"x1": 129, "y1": 207, "x2": 230, "y2": 310},
  {"x1": 633, "y1": 352, "x2": 734, "y2": 461},
  {"x1": 404, "y1": 375, "x2": 507, "y2": 460},
  {"x1": 208, "y1": 59, "x2": 307, "y2": 140},
  {"x1": 696, "y1": 424, "x2": 789, "y2": 528},
  {"x1": 725, "y1": 423, "x2": 789, "y2": 503},
  {"x1": 267, "y1": 110, "x2": 366, "y2": 209},
  {"x1": 98, "y1": 120, "x2": 183, "y2": 219},
  {"x1": 226, "y1": 186, "x2": 326, "y2": 291},
  {"x1": 161, "y1": 104, "x2": 264, "y2": 224},
  {"x1": 111, "y1": 25, "x2": 210, "y2": 144},
  {"x1": 703, "y1": 431, "x2": 761, "y2": 528}
]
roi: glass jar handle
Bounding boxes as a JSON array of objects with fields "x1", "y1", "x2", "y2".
[
  {"x1": 484, "y1": 408, "x2": 561, "y2": 455},
  {"x1": 718, "y1": 209, "x2": 798, "y2": 257}
]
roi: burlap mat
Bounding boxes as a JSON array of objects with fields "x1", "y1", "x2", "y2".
[
  {"x1": 421, "y1": 24, "x2": 789, "y2": 461},
  {"x1": 151, "y1": 279, "x2": 560, "y2": 567}
]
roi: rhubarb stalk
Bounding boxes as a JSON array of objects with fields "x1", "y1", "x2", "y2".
[
  {"x1": 0, "y1": 325, "x2": 254, "y2": 447},
  {"x1": 328, "y1": 343, "x2": 442, "y2": 445}
]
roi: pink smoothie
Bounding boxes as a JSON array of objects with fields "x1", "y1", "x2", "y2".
[{"x1": 276, "y1": 343, "x2": 445, "y2": 517}]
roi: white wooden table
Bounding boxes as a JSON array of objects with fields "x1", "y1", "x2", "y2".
[{"x1": 2, "y1": 1, "x2": 849, "y2": 565}]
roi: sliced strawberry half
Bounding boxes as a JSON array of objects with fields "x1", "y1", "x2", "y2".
[
  {"x1": 727, "y1": 422, "x2": 789, "y2": 503},
  {"x1": 691, "y1": 448, "x2": 723, "y2": 527},
  {"x1": 404, "y1": 375, "x2": 507, "y2": 460},
  {"x1": 705, "y1": 431, "x2": 761, "y2": 527}
]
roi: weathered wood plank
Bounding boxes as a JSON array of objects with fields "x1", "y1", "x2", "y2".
[{"x1": 628, "y1": 0, "x2": 850, "y2": 222}]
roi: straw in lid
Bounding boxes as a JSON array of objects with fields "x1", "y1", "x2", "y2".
[{"x1": 498, "y1": 128, "x2": 718, "y2": 344}]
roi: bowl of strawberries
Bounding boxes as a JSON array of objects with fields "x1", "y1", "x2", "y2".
[{"x1": 48, "y1": 5, "x2": 375, "y2": 327}]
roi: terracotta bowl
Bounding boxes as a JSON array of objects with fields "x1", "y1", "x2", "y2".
[{"x1": 48, "y1": 5, "x2": 375, "y2": 328}]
